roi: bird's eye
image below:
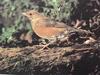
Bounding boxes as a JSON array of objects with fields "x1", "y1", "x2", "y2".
[{"x1": 29, "y1": 13, "x2": 32, "y2": 16}]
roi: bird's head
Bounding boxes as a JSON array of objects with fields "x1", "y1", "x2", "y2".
[{"x1": 22, "y1": 10, "x2": 43, "y2": 20}]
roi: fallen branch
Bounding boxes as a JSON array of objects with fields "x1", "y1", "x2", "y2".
[{"x1": 0, "y1": 43, "x2": 99, "y2": 74}]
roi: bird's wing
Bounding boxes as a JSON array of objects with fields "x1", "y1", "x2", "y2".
[{"x1": 43, "y1": 19, "x2": 67, "y2": 28}]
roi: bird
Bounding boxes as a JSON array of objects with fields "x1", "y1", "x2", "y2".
[
  {"x1": 22, "y1": 10, "x2": 96, "y2": 49},
  {"x1": 22, "y1": 10, "x2": 69, "y2": 48}
]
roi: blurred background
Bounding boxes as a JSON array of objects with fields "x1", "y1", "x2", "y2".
[
  {"x1": 0, "y1": 0, "x2": 78, "y2": 47},
  {"x1": 0, "y1": 0, "x2": 99, "y2": 47}
]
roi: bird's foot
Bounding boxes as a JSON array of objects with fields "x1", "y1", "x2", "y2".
[
  {"x1": 41, "y1": 44, "x2": 51, "y2": 50},
  {"x1": 37, "y1": 44, "x2": 51, "y2": 50},
  {"x1": 39, "y1": 41, "x2": 55, "y2": 50}
]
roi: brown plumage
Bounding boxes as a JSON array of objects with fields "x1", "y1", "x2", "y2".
[
  {"x1": 22, "y1": 10, "x2": 96, "y2": 48},
  {"x1": 22, "y1": 10, "x2": 68, "y2": 40}
]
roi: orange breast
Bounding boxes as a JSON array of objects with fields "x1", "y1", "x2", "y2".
[{"x1": 33, "y1": 26, "x2": 66, "y2": 39}]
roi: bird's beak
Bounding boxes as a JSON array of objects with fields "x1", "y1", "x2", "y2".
[{"x1": 22, "y1": 12, "x2": 27, "y2": 16}]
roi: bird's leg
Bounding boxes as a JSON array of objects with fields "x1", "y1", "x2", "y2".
[
  {"x1": 41, "y1": 37, "x2": 69, "y2": 50},
  {"x1": 40, "y1": 37, "x2": 60, "y2": 50},
  {"x1": 40, "y1": 40, "x2": 56, "y2": 50}
]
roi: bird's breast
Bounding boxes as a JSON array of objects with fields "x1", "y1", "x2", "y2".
[{"x1": 33, "y1": 26, "x2": 66, "y2": 39}]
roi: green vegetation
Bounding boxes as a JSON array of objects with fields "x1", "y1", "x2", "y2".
[
  {"x1": 0, "y1": 0, "x2": 78, "y2": 45},
  {"x1": 43, "y1": 0, "x2": 78, "y2": 21}
]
